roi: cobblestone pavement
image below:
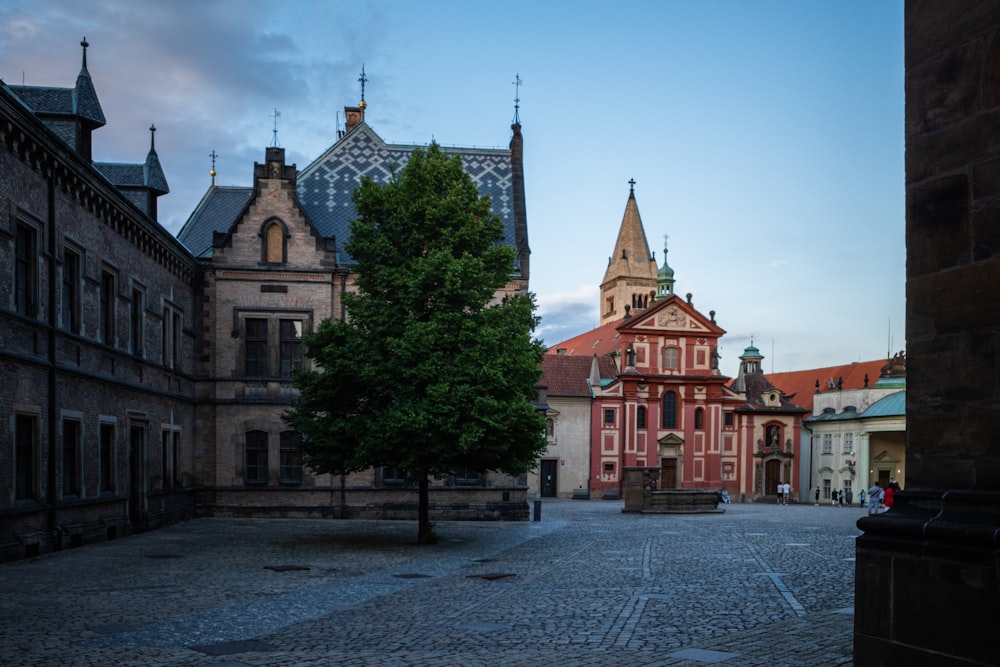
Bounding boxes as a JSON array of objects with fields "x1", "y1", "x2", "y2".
[{"x1": 0, "y1": 500, "x2": 865, "y2": 666}]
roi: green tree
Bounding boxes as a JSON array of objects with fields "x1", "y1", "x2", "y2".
[{"x1": 285, "y1": 144, "x2": 547, "y2": 543}]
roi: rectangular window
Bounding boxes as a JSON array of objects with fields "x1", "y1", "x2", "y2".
[
  {"x1": 604, "y1": 409, "x2": 615, "y2": 425},
  {"x1": 843, "y1": 433, "x2": 853, "y2": 454},
  {"x1": 61, "y1": 248, "x2": 81, "y2": 333},
  {"x1": 279, "y1": 431, "x2": 303, "y2": 484},
  {"x1": 279, "y1": 319, "x2": 303, "y2": 377},
  {"x1": 130, "y1": 286, "x2": 144, "y2": 357},
  {"x1": 161, "y1": 430, "x2": 171, "y2": 490},
  {"x1": 161, "y1": 305, "x2": 183, "y2": 369},
  {"x1": 62, "y1": 419, "x2": 81, "y2": 497},
  {"x1": 843, "y1": 479, "x2": 853, "y2": 497},
  {"x1": 822, "y1": 433, "x2": 832, "y2": 455},
  {"x1": 453, "y1": 467, "x2": 482, "y2": 485},
  {"x1": 245, "y1": 430, "x2": 268, "y2": 484},
  {"x1": 172, "y1": 430, "x2": 180, "y2": 487},
  {"x1": 662, "y1": 347, "x2": 679, "y2": 370},
  {"x1": 99, "y1": 422, "x2": 115, "y2": 494},
  {"x1": 15, "y1": 223, "x2": 38, "y2": 318},
  {"x1": 245, "y1": 318, "x2": 269, "y2": 377},
  {"x1": 724, "y1": 412, "x2": 734, "y2": 427},
  {"x1": 822, "y1": 479, "x2": 831, "y2": 500},
  {"x1": 636, "y1": 407, "x2": 646, "y2": 429},
  {"x1": 15, "y1": 414, "x2": 37, "y2": 500},
  {"x1": 100, "y1": 270, "x2": 116, "y2": 346},
  {"x1": 381, "y1": 466, "x2": 407, "y2": 486}
]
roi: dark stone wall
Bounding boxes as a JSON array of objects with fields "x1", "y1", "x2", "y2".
[{"x1": 854, "y1": 3, "x2": 1000, "y2": 664}]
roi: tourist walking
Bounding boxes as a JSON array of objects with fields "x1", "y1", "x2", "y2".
[
  {"x1": 814, "y1": 486, "x2": 820, "y2": 506},
  {"x1": 867, "y1": 481, "x2": 883, "y2": 516}
]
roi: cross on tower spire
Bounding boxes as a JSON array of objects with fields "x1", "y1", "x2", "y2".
[
  {"x1": 628, "y1": 178, "x2": 636, "y2": 195},
  {"x1": 512, "y1": 73, "x2": 523, "y2": 124},
  {"x1": 209, "y1": 149, "x2": 218, "y2": 186}
]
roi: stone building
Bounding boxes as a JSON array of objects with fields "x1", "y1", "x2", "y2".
[
  {"x1": 0, "y1": 41, "x2": 200, "y2": 561},
  {"x1": 854, "y1": 3, "x2": 1000, "y2": 664},
  {"x1": 0, "y1": 43, "x2": 533, "y2": 562},
  {"x1": 544, "y1": 186, "x2": 807, "y2": 501}
]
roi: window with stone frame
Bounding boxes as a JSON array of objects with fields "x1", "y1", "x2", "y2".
[
  {"x1": 100, "y1": 268, "x2": 117, "y2": 346},
  {"x1": 161, "y1": 303, "x2": 183, "y2": 370},
  {"x1": 15, "y1": 222, "x2": 39, "y2": 318},
  {"x1": 380, "y1": 466, "x2": 407, "y2": 486},
  {"x1": 843, "y1": 432, "x2": 854, "y2": 454},
  {"x1": 238, "y1": 311, "x2": 309, "y2": 378},
  {"x1": 279, "y1": 431, "x2": 303, "y2": 484},
  {"x1": 62, "y1": 418, "x2": 82, "y2": 497},
  {"x1": 453, "y1": 467, "x2": 483, "y2": 486},
  {"x1": 822, "y1": 433, "x2": 833, "y2": 455},
  {"x1": 604, "y1": 408, "x2": 615, "y2": 425},
  {"x1": 61, "y1": 246, "x2": 82, "y2": 333},
  {"x1": 245, "y1": 430, "x2": 268, "y2": 484},
  {"x1": 662, "y1": 391, "x2": 678, "y2": 429},
  {"x1": 637, "y1": 406, "x2": 647, "y2": 429},
  {"x1": 662, "y1": 347, "x2": 679, "y2": 371},
  {"x1": 694, "y1": 407, "x2": 704, "y2": 430},
  {"x1": 823, "y1": 478, "x2": 831, "y2": 500},
  {"x1": 15, "y1": 414, "x2": 37, "y2": 500},
  {"x1": 130, "y1": 284, "x2": 145, "y2": 357},
  {"x1": 99, "y1": 421, "x2": 115, "y2": 494}
]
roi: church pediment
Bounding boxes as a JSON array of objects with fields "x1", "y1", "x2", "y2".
[
  {"x1": 622, "y1": 294, "x2": 724, "y2": 336},
  {"x1": 658, "y1": 433, "x2": 684, "y2": 446}
]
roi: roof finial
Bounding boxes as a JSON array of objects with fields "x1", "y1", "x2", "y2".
[
  {"x1": 628, "y1": 178, "x2": 636, "y2": 196},
  {"x1": 358, "y1": 64, "x2": 368, "y2": 110},
  {"x1": 269, "y1": 108, "x2": 281, "y2": 147},
  {"x1": 81, "y1": 37, "x2": 89, "y2": 69},
  {"x1": 149, "y1": 124, "x2": 156, "y2": 150},
  {"x1": 209, "y1": 149, "x2": 218, "y2": 186},
  {"x1": 512, "y1": 73, "x2": 522, "y2": 125}
]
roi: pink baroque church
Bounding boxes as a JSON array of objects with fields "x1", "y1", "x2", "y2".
[{"x1": 544, "y1": 182, "x2": 808, "y2": 501}]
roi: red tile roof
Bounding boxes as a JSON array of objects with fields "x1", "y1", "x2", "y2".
[
  {"x1": 767, "y1": 359, "x2": 888, "y2": 413},
  {"x1": 545, "y1": 318, "x2": 626, "y2": 359},
  {"x1": 539, "y1": 354, "x2": 618, "y2": 397}
]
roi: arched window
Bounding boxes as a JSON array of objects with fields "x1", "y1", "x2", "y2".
[
  {"x1": 662, "y1": 391, "x2": 677, "y2": 429},
  {"x1": 637, "y1": 406, "x2": 647, "y2": 429},
  {"x1": 695, "y1": 407, "x2": 704, "y2": 430},
  {"x1": 663, "y1": 347, "x2": 679, "y2": 370},
  {"x1": 262, "y1": 218, "x2": 287, "y2": 263},
  {"x1": 245, "y1": 430, "x2": 268, "y2": 484}
]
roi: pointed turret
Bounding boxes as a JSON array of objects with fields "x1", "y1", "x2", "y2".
[
  {"x1": 656, "y1": 233, "x2": 675, "y2": 299},
  {"x1": 599, "y1": 180, "x2": 658, "y2": 324},
  {"x1": 72, "y1": 37, "x2": 106, "y2": 129}
]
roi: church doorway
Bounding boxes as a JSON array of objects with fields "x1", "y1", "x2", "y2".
[
  {"x1": 764, "y1": 459, "x2": 781, "y2": 498},
  {"x1": 660, "y1": 458, "x2": 678, "y2": 489},
  {"x1": 540, "y1": 459, "x2": 558, "y2": 497}
]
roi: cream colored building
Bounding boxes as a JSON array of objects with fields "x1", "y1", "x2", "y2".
[{"x1": 805, "y1": 373, "x2": 906, "y2": 504}]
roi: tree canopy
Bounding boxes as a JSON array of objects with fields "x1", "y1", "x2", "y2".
[{"x1": 285, "y1": 144, "x2": 547, "y2": 543}]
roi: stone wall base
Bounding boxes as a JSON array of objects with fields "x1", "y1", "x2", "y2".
[{"x1": 854, "y1": 490, "x2": 1000, "y2": 666}]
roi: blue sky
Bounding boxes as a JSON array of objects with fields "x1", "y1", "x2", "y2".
[{"x1": 1, "y1": 0, "x2": 905, "y2": 378}]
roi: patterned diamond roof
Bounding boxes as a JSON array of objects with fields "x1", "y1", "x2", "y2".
[
  {"x1": 297, "y1": 124, "x2": 514, "y2": 263},
  {"x1": 176, "y1": 123, "x2": 516, "y2": 263}
]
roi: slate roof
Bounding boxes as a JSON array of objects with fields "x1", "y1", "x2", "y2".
[
  {"x1": 767, "y1": 359, "x2": 888, "y2": 413},
  {"x1": 94, "y1": 151, "x2": 169, "y2": 195},
  {"x1": 176, "y1": 186, "x2": 255, "y2": 258},
  {"x1": 7, "y1": 67, "x2": 105, "y2": 127},
  {"x1": 176, "y1": 122, "x2": 517, "y2": 264},
  {"x1": 540, "y1": 354, "x2": 618, "y2": 397}
]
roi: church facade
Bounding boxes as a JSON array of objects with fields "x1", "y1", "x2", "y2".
[
  {"x1": 543, "y1": 187, "x2": 807, "y2": 501},
  {"x1": 0, "y1": 43, "x2": 532, "y2": 562}
]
